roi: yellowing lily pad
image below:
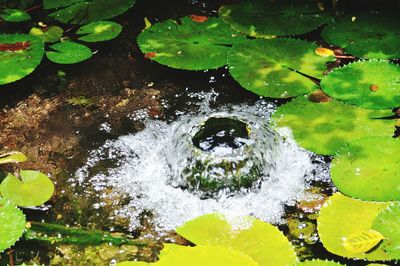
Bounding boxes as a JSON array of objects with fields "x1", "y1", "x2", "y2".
[
  {"x1": 176, "y1": 213, "x2": 297, "y2": 266},
  {"x1": 137, "y1": 16, "x2": 245, "y2": 70},
  {"x1": 0, "y1": 170, "x2": 54, "y2": 207},
  {"x1": 228, "y1": 38, "x2": 333, "y2": 98},
  {"x1": 219, "y1": 0, "x2": 333, "y2": 37},
  {"x1": 317, "y1": 193, "x2": 389, "y2": 260},
  {"x1": 0, "y1": 197, "x2": 26, "y2": 252},
  {"x1": 342, "y1": 229, "x2": 385, "y2": 254},
  {"x1": 331, "y1": 137, "x2": 400, "y2": 201},
  {"x1": 373, "y1": 202, "x2": 400, "y2": 259},
  {"x1": 0, "y1": 151, "x2": 27, "y2": 164},
  {"x1": 271, "y1": 96, "x2": 394, "y2": 155},
  {"x1": 321, "y1": 60, "x2": 400, "y2": 109}
]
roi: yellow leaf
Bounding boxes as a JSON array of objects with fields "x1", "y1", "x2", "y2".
[
  {"x1": 315, "y1": 47, "x2": 335, "y2": 57},
  {"x1": 343, "y1": 229, "x2": 384, "y2": 254},
  {"x1": 144, "y1": 17, "x2": 152, "y2": 29}
]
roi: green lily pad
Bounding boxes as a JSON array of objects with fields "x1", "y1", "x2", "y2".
[
  {"x1": 373, "y1": 202, "x2": 400, "y2": 259},
  {"x1": 0, "y1": 151, "x2": 27, "y2": 164},
  {"x1": 77, "y1": 21, "x2": 122, "y2": 42},
  {"x1": 0, "y1": 170, "x2": 54, "y2": 207},
  {"x1": 0, "y1": 197, "x2": 26, "y2": 252},
  {"x1": 46, "y1": 41, "x2": 92, "y2": 64},
  {"x1": 271, "y1": 95, "x2": 395, "y2": 155},
  {"x1": 228, "y1": 38, "x2": 333, "y2": 98},
  {"x1": 321, "y1": 12, "x2": 400, "y2": 59},
  {"x1": 317, "y1": 193, "x2": 390, "y2": 260},
  {"x1": 219, "y1": 0, "x2": 333, "y2": 37},
  {"x1": 43, "y1": 0, "x2": 136, "y2": 24},
  {"x1": 0, "y1": 34, "x2": 44, "y2": 85},
  {"x1": 295, "y1": 260, "x2": 344, "y2": 266},
  {"x1": 30, "y1": 26, "x2": 64, "y2": 43},
  {"x1": 137, "y1": 16, "x2": 245, "y2": 70},
  {"x1": 176, "y1": 213, "x2": 297, "y2": 266},
  {"x1": 321, "y1": 60, "x2": 400, "y2": 109},
  {"x1": 0, "y1": 9, "x2": 31, "y2": 22},
  {"x1": 331, "y1": 136, "x2": 400, "y2": 201}
]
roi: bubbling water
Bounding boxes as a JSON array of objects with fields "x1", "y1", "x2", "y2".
[{"x1": 75, "y1": 92, "x2": 320, "y2": 231}]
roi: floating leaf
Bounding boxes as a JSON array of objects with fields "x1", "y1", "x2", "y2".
[
  {"x1": 343, "y1": 230, "x2": 384, "y2": 254},
  {"x1": 43, "y1": 0, "x2": 136, "y2": 24},
  {"x1": 228, "y1": 38, "x2": 333, "y2": 98},
  {"x1": 0, "y1": 197, "x2": 26, "y2": 252},
  {"x1": 315, "y1": 47, "x2": 335, "y2": 57},
  {"x1": 219, "y1": 0, "x2": 333, "y2": 37},
  {"x1": 0, "y1": 9, "x2": 31, "y2": 22},
  {"x1": 0, "y1": 34, "x2": 44, "y2": 85},
  {"x1": 46, "y1": 41, "x2": 92, "y2": 64},
  {"x1": 321, "y1": 60, "x2": 400, "y2": 109},
  {"x1": 29, "y1": 26, "x2": 64, "y2": 43},
  {"x1": 0, "y1": 170, "x2": 54, "y2": 207},
  {"x1": 295, "y1": 260, "x2": 344, "y2": 266},
  {"x1": 317, "y1": 193, "x2": 389, "y2": 260},
  {"x1": 331, "y1": 137, "x2": 400, "y2": 201},
  {"x1": 321, "y1": 12, "x2": 400, "y2": 59},
  {"x1": 271, "y1": 96, "x2": 394, "y2": 155},
  {"x1": 0, "y1": 151, "x2": 27, "y2": 164},
  {"x1": 137, "y1": 16, "x2": 245, "y2": 70},
  {"x1": 176, "y1": 213, "x2": 297, "y2": 266},
  {"x1": 77, "y1": 21, "x2": 122, "y2": 42},
  {"x1": 373, "y1": 202, "x2": 400, "y2": 259}
]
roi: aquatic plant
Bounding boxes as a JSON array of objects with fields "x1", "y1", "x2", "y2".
[
  {"x1": 0, "y1": 197, "x2": 26, "y2": 252},
  {"x1": 29, "y1": 26, "x2": 64, "y2": 43},
  {"x1": 0, "y1": 8, "x2": 31, "y2": 22},
  {"x1": 331, "y1": 136, "x2": 400, "y2": 201},
  {"x1": 46, "y1": 41, "x2": 93, "y2": 64},
  {"x1": 0, "y1": 151, "x2": 28, "y2": 164},
  {"x1": 43, "y1": 0, "x2": 136, "y2": 24},
  {"x1": 321, "y1": 11, "x2": 400, "y2": 59},
  {"x1": 137, "y1": 16, "x2": 245, "y2": 70},
  {"x1": 77, "y1": 21, "x2": 123, "y2": 42},
  {"x1": 271, "y1": 95, "x2": 394, "y2": 155},
  {"x1": 219, "y1": 0, "x2": 333, "y2": 37},
  {"x1": 321, "y1": 60, "x2": 400, "y2": 109},
  {"x1": 228, "y1": 38, "x2": 334, "y2": 98}
]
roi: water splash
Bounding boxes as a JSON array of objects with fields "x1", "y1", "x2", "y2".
[{"x1": 74, "y1": 92, "x2": 322, "y2": 232}]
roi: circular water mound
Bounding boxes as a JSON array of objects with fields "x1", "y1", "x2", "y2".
[
  {"x1": 166, "y1": 114, "x2": 281, "y2": 198},
  {"x1": 75, "y1": 100, "x2": 321, "y2": 231}
]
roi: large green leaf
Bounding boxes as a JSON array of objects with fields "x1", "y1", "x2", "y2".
[
  {"x1": 46, "y1": 41, "x2": 92, "y2": 64},
  {"x1": 176, "y1": 213, "x2": 297, "y2": 266},
  {"x1": 321, "y1": 60, "x2": 400, "y2": 109},
  {"x1": 373, "y1": 202, "x2": 400, "y2": 259},
  {"x1": 331, "y1": 137, "x2": 400, "y2": 201},
  {"x1": 228, "y1": 38, "x2": 333, "y2": 98},
  {"x1": 321, "y1": 12, "x2": 400, "y2": 60},
  {"x1": 271, "y1": 96, "x2": 394, "y2": 155},
  {"x1": 0, "y1": 34, "x2": 44, "y2": 85},
  {"x1": 43, "y1": 0, "x2": 136, "y2": 24},
  {"x1": 77, "y1": 21, "x2": 122, "y2": 42},
  {"x1": 0, "y1": 9, "x2": 31, "y2": 22},
  {"x1": 317, "y1": 193, "x2": 390, "y2": 260},
  {"x1": 0, "y1": 197, "x2": 26, "y2": 252},
  {"x1": 0, "y1": 170, "x2": 54, "y2": 207},
  {"x1": 219, "y1": 0, "x2": 333, "y2": 37},
  {"x1": 137, "y1": 16, "x2": 245, "y2": 70}
]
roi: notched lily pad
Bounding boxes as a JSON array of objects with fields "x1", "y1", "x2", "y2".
[
  {"x1": 0, "y1": 34, "x2": 44, "y2": 85},
  {"x1": 43, "y1": 0, "x2": 136, "y2": 24},
  {"x1": 228, "y1": 38, "x2": 333, "y2": 98},
  {"x1": 321, "y1": 11, "x2": 400, "y2": 59},
  {"x1": 219, "y1": 0, "x2": 333, "y2": 37},
  {"x1": 321, "y1": 60, "x2": 400, "y2": 109},
  {"x1": 0, "y1": 9, "x2": 31, "y2": 22},
  {"x1": 271, "y1": 96, "x2": 395, "y2": 155},
  {"x1": 0, "y1": 197, "x2": 26, "y2": 252},
  {"x1": 137, "y1": 16, "x2": 245, "y2": 70},
  {"x1": 30, "y1": 26, "x2": 64, "y2": 43},
  {"x1": 331, "y1": 136, "x2": 400, "y2": 201},
  {"x1": 0, "y1": 170, "x2": 54, "y2": 207},
  {"x1": 46, "y1": 41, "x2": 92, "y2": 64},
  {"x1": 77, "y1": 21, "x2": 123, "y2": 42},
  {"x1": 317, "y1": 193, "x2": 389, "y2": 260},
  {"x1": 373, "y1": 202, "x2": 400, "y2": 259}
]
